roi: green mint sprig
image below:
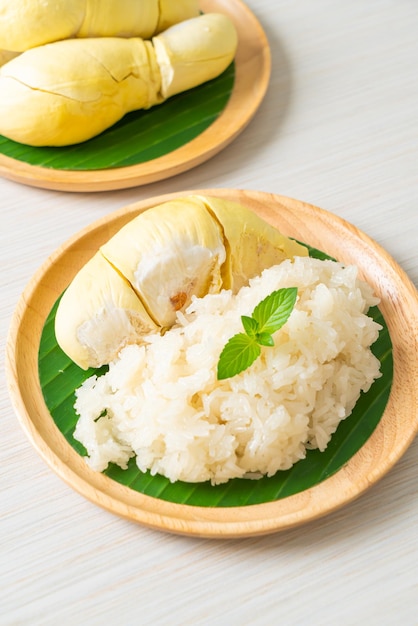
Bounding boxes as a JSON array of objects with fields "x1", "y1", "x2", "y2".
[{"x1": 217, "y1": 287, "x2": 298, "y2": 380}]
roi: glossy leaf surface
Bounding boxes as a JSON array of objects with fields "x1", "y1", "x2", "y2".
[{"x1": 38, "y1": 245, "x2": 393, "y2": 507}]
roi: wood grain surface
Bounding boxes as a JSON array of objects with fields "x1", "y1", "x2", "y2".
[
  {"x1": 6, "y1": 189, "x2": 417, "y2": 537},
  {"x1": 1, "y1": 1, "x2": 417, "y2": 623},
  {"x1": 0, "y1": 0, "x2": 271, "y2": 192}
]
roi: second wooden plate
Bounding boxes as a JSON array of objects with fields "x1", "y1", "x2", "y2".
[{"x1": 0, "y1": 0, "x2": 271, "y2": 192}]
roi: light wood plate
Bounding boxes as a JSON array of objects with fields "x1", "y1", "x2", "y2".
[
  {"x1": 0, "y1": 0, "x2": 271, "y2": 192},
  {"x1": 6, "y1": 190, "x2": 418, "y2": 537}
]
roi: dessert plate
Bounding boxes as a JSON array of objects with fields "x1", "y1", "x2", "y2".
[
  {"x1": 6, "y1": 190, "x2": 418, "y2": 537},
  {"x1": 0, "y1": 0, "x2": 271, "y2": 192}
]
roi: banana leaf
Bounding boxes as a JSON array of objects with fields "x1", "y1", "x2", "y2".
[
  {"x1": 38, "y1": 245, "x2": 393, "y2": 507},
  {"x1": 0, "y1": 64, "x2": 235, "y2": 170}
]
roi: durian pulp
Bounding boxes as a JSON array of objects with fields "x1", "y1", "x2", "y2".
[
  {"x1": 0, "y1": 0, "x2": 84, "y2": 51},
  {"x1": 100, "y1": 197, "x2": 227, "y2": 328},
  {"x1": 0, "y1": 0, "x2": 200, "y2": 52},
  {"x1": 153, "y1": 13, "x2": 238, "y2": 98},
  {"x1": 156, "y1": 0, "x2": 200, "y2": 34},
  {"x1": 55, "y1": 252, "x2": 157, "y2": 370},
  {"x1": 55, "y1": 196, "x2": 309, "y2": 370},
  {"x1": 198, "y1": 196, "x2": 309, "y2": 291},
  {"x1": 0, "y1": 37, "x2": 162, "y2": 146},
  {"x1": 76, "y1": 0, "x2": 159, "y2": 39}
]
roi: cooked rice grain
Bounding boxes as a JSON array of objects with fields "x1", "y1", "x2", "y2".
[{"x1": 74, "y1": 257, "x2": 382, "y2": 484}]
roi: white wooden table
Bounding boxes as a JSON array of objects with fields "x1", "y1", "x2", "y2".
[{"x1": 1, "y1": 1, "x2": 417, "y2": 624}]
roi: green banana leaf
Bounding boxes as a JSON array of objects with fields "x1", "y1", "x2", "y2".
[
  {"x1": 0, "y1": 64, "x2": 235, "y2": 170},
  {"x1": 38, "y1": 244, "x2": 393, "y2": 507}
]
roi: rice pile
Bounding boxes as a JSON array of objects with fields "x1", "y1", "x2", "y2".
[{"x1": 73, "y1": 256, "x2": 382, "y2": 485}]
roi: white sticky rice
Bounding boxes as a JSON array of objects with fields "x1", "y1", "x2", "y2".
[{"x1": 73, "y1": 256, "x2": 382, "y2": 485}]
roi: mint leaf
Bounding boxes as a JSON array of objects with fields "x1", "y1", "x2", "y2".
[
  {"x1": 252, "y1": 287, "x2": 298, "y2": 335},
  {"x1": 217, "y1": 334, "x2": 261, "y2": 380},
  {"x1": 241, "y1": 315, "x2": 258, "y2": 338},
  {"x1": 216, "y1": 287, "x2": 298, "y2": 380},
  {"x1": 255, "y1": 332, "x2": 275, "y2": 347}
]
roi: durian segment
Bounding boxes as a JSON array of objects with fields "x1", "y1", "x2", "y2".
[
  {"x1": 197, "y1": 196, "x2": 309, "y2": 291},
  {"x1": 100, "y1": 197, "x2": 227, "y2": 328},
  {"x1": 76, "y1": 0, "x2": 159, "y2": 40},
  {"x1": 153, "y1": 13, "x2": 238, "y2": 99},
  {"x1": 0, "y1": 13, "x2": 237, "y2": 147},
  {"x1": 0, "y1": 0, "x2": 200, "y2": 52},
  {"x1": 0, "y1": 0, "x2": 85, "y2": 52},
  {"x1": 55, "y1": 252, "x2": 158, "y2": 370},
  {"x1": 54, "y1": 196, "x2": 309, "y2": 369},
  {"x1": 0, "y1": 37, "x2": 162, "y2": 146},
  {"x1": 156, "y1": 0, "x2": 200, "y2": 34}
]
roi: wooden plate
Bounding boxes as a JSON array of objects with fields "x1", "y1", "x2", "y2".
[
  {"x1": 0, "y1": 0, "x2": 271, "y2": 192},
  {"x1": 6, "y1": 190, "x2": 418, "y2": 537}
]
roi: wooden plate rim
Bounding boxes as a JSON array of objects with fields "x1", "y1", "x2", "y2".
[
  {"x1": 6, "y1": 189, "x2": 418, "y2": 537},
  {"x1": 0, "y1": 0, "x2": 271, "y2": 192}
]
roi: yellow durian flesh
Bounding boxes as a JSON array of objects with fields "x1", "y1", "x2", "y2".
[
  {"x1": 76, "y1": 0, "x2": 159, "y2": 40},
  {"x1": 156, "y1": 0, "x2": 200, "y2": 34},
  {"x1": 100, "y1": 198, "x2": 227, "y2": 328},
  {"x1": 55, "y1": 252, "x2": 158, "y2": 370},
  {"x1": 198, "y1": 196, "x2": 309, "y2": 291},
  {"x1": 153, "y1": 13, "x2": 238, "y2": 99},
  {"x1": 0, "y1": 0, "x2": 200, "y2": 52},
  {"x1": 0, "y1": 0, "x2": 85, "y2": 52},
  {"x1": 54, "y1": 196, "x2": 308, "y2": 370},
  {"x1": 0, "y1": 13, "x2": 237, "y2": 147},
  {"x1": 0, "y1": 37, "x2": 162, "y2": 146}
]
